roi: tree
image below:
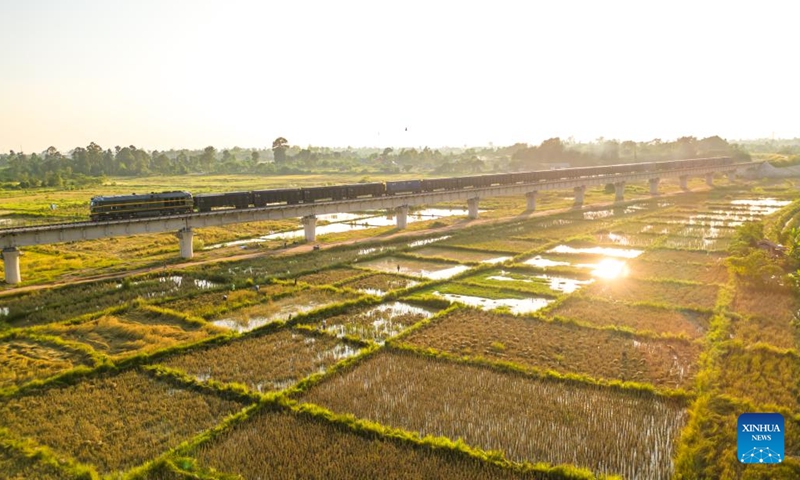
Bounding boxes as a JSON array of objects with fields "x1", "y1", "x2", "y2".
[
  {"x1": 200, "y1": 146, "x2": 216, "y2": 172},
  {"x1": 272, "y1": 137, "x2": 289, "y2": 164}
]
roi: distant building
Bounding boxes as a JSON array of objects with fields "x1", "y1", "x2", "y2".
[{"x1": 756, "y1": 239, "x2": 786, "y2": 257}]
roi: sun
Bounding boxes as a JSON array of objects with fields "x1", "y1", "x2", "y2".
[{"x1": 591, "y1": 258, "x2": 629, "y2": 280}]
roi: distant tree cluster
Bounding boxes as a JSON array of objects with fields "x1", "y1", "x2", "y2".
[
  {"x1": 508, "y1": 136, "x2": 750, "y2": 170},
  {"x1": 0, "y1": 135, "x2": 753, "y2": 190}
]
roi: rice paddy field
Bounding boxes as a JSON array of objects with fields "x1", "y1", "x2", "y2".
[{"x1": 2, "y1": 176, "x2": 800, "y2": 478}]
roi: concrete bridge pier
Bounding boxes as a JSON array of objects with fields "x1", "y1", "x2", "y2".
[
  {"x1": 679, "y1": 175, "x2": 689, "y2": 191},
  {"x1": 573, "y1": 186, "x2": 586, "y2": 206},
  {"x1": 727, "y1": 171, "x2": 736, "y2": 182},
  {"x1": 302, "y1": 215, "x2": 317, "y2": 242},
  {"x1": 2, "y1": 247, "x2": 21, "y2": 284},
  {"x1": 526, "y1": 191, "x2": 538, "y2": 212},
  {"x1": 649, "y1": 178, "x2": 660, "y2": 196},
  {"x1": 706, "y1": 173, "x2": 714, "y2": 187},
  {"x1": 177, "y1": 228, "x2": 194, "y2": 259},
  {"x1": 467, "y1": 197, "x2": 480, "y2": 219},
  {"x1": 395, "y1": 205, "x2": 409, "y2": 229},
  {"x1": 614, "y1": 182, "x2": 626, "y2": 202}
]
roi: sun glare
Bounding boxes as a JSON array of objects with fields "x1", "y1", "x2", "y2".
[{"x1": 591, "y1": 258, "x2": 629, "y2": 280}]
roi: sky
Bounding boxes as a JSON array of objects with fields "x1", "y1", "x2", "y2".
[{"x1": 0, "y1": 0, "x2": 797, "y2": 153}]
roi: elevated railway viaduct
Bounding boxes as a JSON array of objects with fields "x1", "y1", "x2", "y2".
[{"x1": 0, "y1": 158, "x2": 750, "y2": 284}]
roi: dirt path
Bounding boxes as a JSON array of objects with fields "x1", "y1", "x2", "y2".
[{"x1": 0, "y1": 190, "x2": 705, "y2": 297}]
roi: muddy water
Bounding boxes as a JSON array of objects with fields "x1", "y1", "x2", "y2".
[
  {"x1": 433, "y1": 292, "x2": 552, "y2": 314},
  {"x1": 206, "y1": 210, "x2": 466, "y2": 249},
  {"x1": 486, "y1": 271, "x2": 594, "y2": 294},
  {"x1": 322, "y1": 302, "x2": 434, "y2": 341},
  {"x1": 411, "y1": 246, "x2": 512, "y2": 264},
  {"x1": 359, "y1": 256, "x2": 470, "y2": 280}
]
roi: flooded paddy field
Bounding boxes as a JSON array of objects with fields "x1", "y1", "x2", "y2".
[
  {"x1": 407, "y1": 246, "x2": 513, "y2": 264},
  {"x1": 301, "y1": 349, "x2": 689, "y2": 480},
  {"x1": 460, "y1": 267, "x2": 594, "y2": 296},
  {"x1": 357, "y1": 256, "x2": 470, "y2": 280},
  {"x1": 210, "y1": 288, "x2": 361, "y2": 333},
  {"x1": 3, "y1": 183, "x2": 799, "y2": 479},
  {"x1": 158, "y1": 328, "x2": 361, "y2": 392},
  {"x1": 337, "y1": 273, "x2": 419, "y2": 296},
  {"x1": 307, "y1": 301, "x2": 436, "y2": 342}
]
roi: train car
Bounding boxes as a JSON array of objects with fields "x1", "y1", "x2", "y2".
[
  {"x1": 90, "y1": 191, "x2": 193, "y2": 221},
  {"x1": 421, "y1": 177, "x2": 461, "y2": 192},
  {"x1": 253, "y1": 188, "x2": 303, "y2": 206},
  {"x1": 194, "y1": 191, "x2": 253, "y2": 212},
  {"x1": 344, "y1": 182, "x2": 385, "y2": 199},
  {"x1": 301, "y1": 185, "x2": 348, "y2": 203},
  {"x1": 386, "y1": 180, "x2": 422, "y2": 195}
]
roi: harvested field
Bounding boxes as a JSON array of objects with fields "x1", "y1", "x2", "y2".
[
  {"x1": 441, "y1": 237, "x2": 544, "y2": 254},
  {"x1": 338, "y1": 273, "x2": 419, "y2": 296},
  {"x1": 0, "y1": 337, "x2": 96, "y2": 390},
  {"x1": 408, "y1": 246, "x2": 512, "y2": 264},
  {"x1": 210, "y1": 289, "x2": 360, "y2": 333},
  {"x1": 401, "y1": 309, "x2": 701, "y2": 390},
  {"x1": 40, "y1": 313, "x2": 213, "y2": 359},
  {"x1": 302, "y1": 350, "x2": 687, "y2": 480},
  {"x1": 311, "y1": 302, "x2": 434, "y2": 342},
  {"x1": 297, "y1": 268, "x2": 365, "y2": 286},
  {"x1": 155, "y1": 284, "x2": 296, "y2": 319},
  {"x1": 460, "y1": 268, "x2": 594, "y2": 296},
  {"x1": 637, "y1": 249, "x2": 727, "y2": 266},
  {"x1": 582, "y1": 279, "x2": 719, "y2": 310},
  {"x1": 0, "y1": 369, "x2": 248, "y2": 474},
  {"x1": 549, "y1": 297, "x2": 710, "y2": 339},
  {"x1": 358, "y1": 256, "x2": 470, "y2": 280},
  {"x1": 194, "y1": 406, "x2": 538, "y2": 479},
  {"x1": 159, "y1": 329, "x2": 360, "y2": 392},
  {"x1": 630, "y1": 259, "x2": 729, "y2": 284}
]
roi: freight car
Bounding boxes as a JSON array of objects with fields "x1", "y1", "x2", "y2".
[
  {"x1": 88, "y1": 157, "x2": 734, "y2": 221},
  {"x1": 89, "y1": 191, "x2": 194, "y2": 221}
]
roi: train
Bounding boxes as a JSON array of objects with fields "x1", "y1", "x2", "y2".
[{"x1": 89, "y1": 156, "x2": 734, "y2": 221}]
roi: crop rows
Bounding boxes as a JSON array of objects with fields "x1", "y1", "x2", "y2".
[
  {"x1": 400, "y1": 308, "x2": 701, "y2": 390},
  {"x1": 192, "y1": 404, "x2": 544, "y2": 480},
  {"x1": 549, "y1": 297, "x2": 710, "y2": 339},
  {"x1": 159, "y1": 328, "x2": 361, "y2": 393},
  {"x1": 629, "y1": 258, "x2": 729, "y2": 284},
  {"x1": 0, "y1": 369, "x2": 248, "y2": 474},
  {"x1": 308, "y1": 301, "x2": 435, "y2": 342},
  {"x1": 338, "y1": 273, "x2": 419, "y2": 295},
  {"x1": 301, "y1": 349, "x2": 688, "y2": 480},
  {"x1": 582, "y1": 278, "x2": 719, "y2": 310}
]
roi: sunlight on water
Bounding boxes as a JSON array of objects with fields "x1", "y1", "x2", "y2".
[
  {"x1": 433, "y1": 292, "x2": 552, "y2": 314},
  {"x1": 486, "y1": 271, "x2": 594, "y2": 294},
  {"x1": 524, "y1": 256, "x2": 572, "y2": 268},
  {"x1": 588, "y1": 258, "x2": 629, "y2": 279},
  {"x1": 547, "y1": 245, "x2": 643, "y2": 259}
]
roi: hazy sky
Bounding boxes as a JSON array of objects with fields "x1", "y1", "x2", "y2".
[{"x1": 0, "y1": 1, "x2": 797, "y2": 153}]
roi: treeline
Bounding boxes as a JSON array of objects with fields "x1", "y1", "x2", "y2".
[
  {"x1": 0, "y1": 135, "x2": 751, "y2": 190},
  {"x1": 507, "y1": 135, "x2": 750, "y2": 169}
]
